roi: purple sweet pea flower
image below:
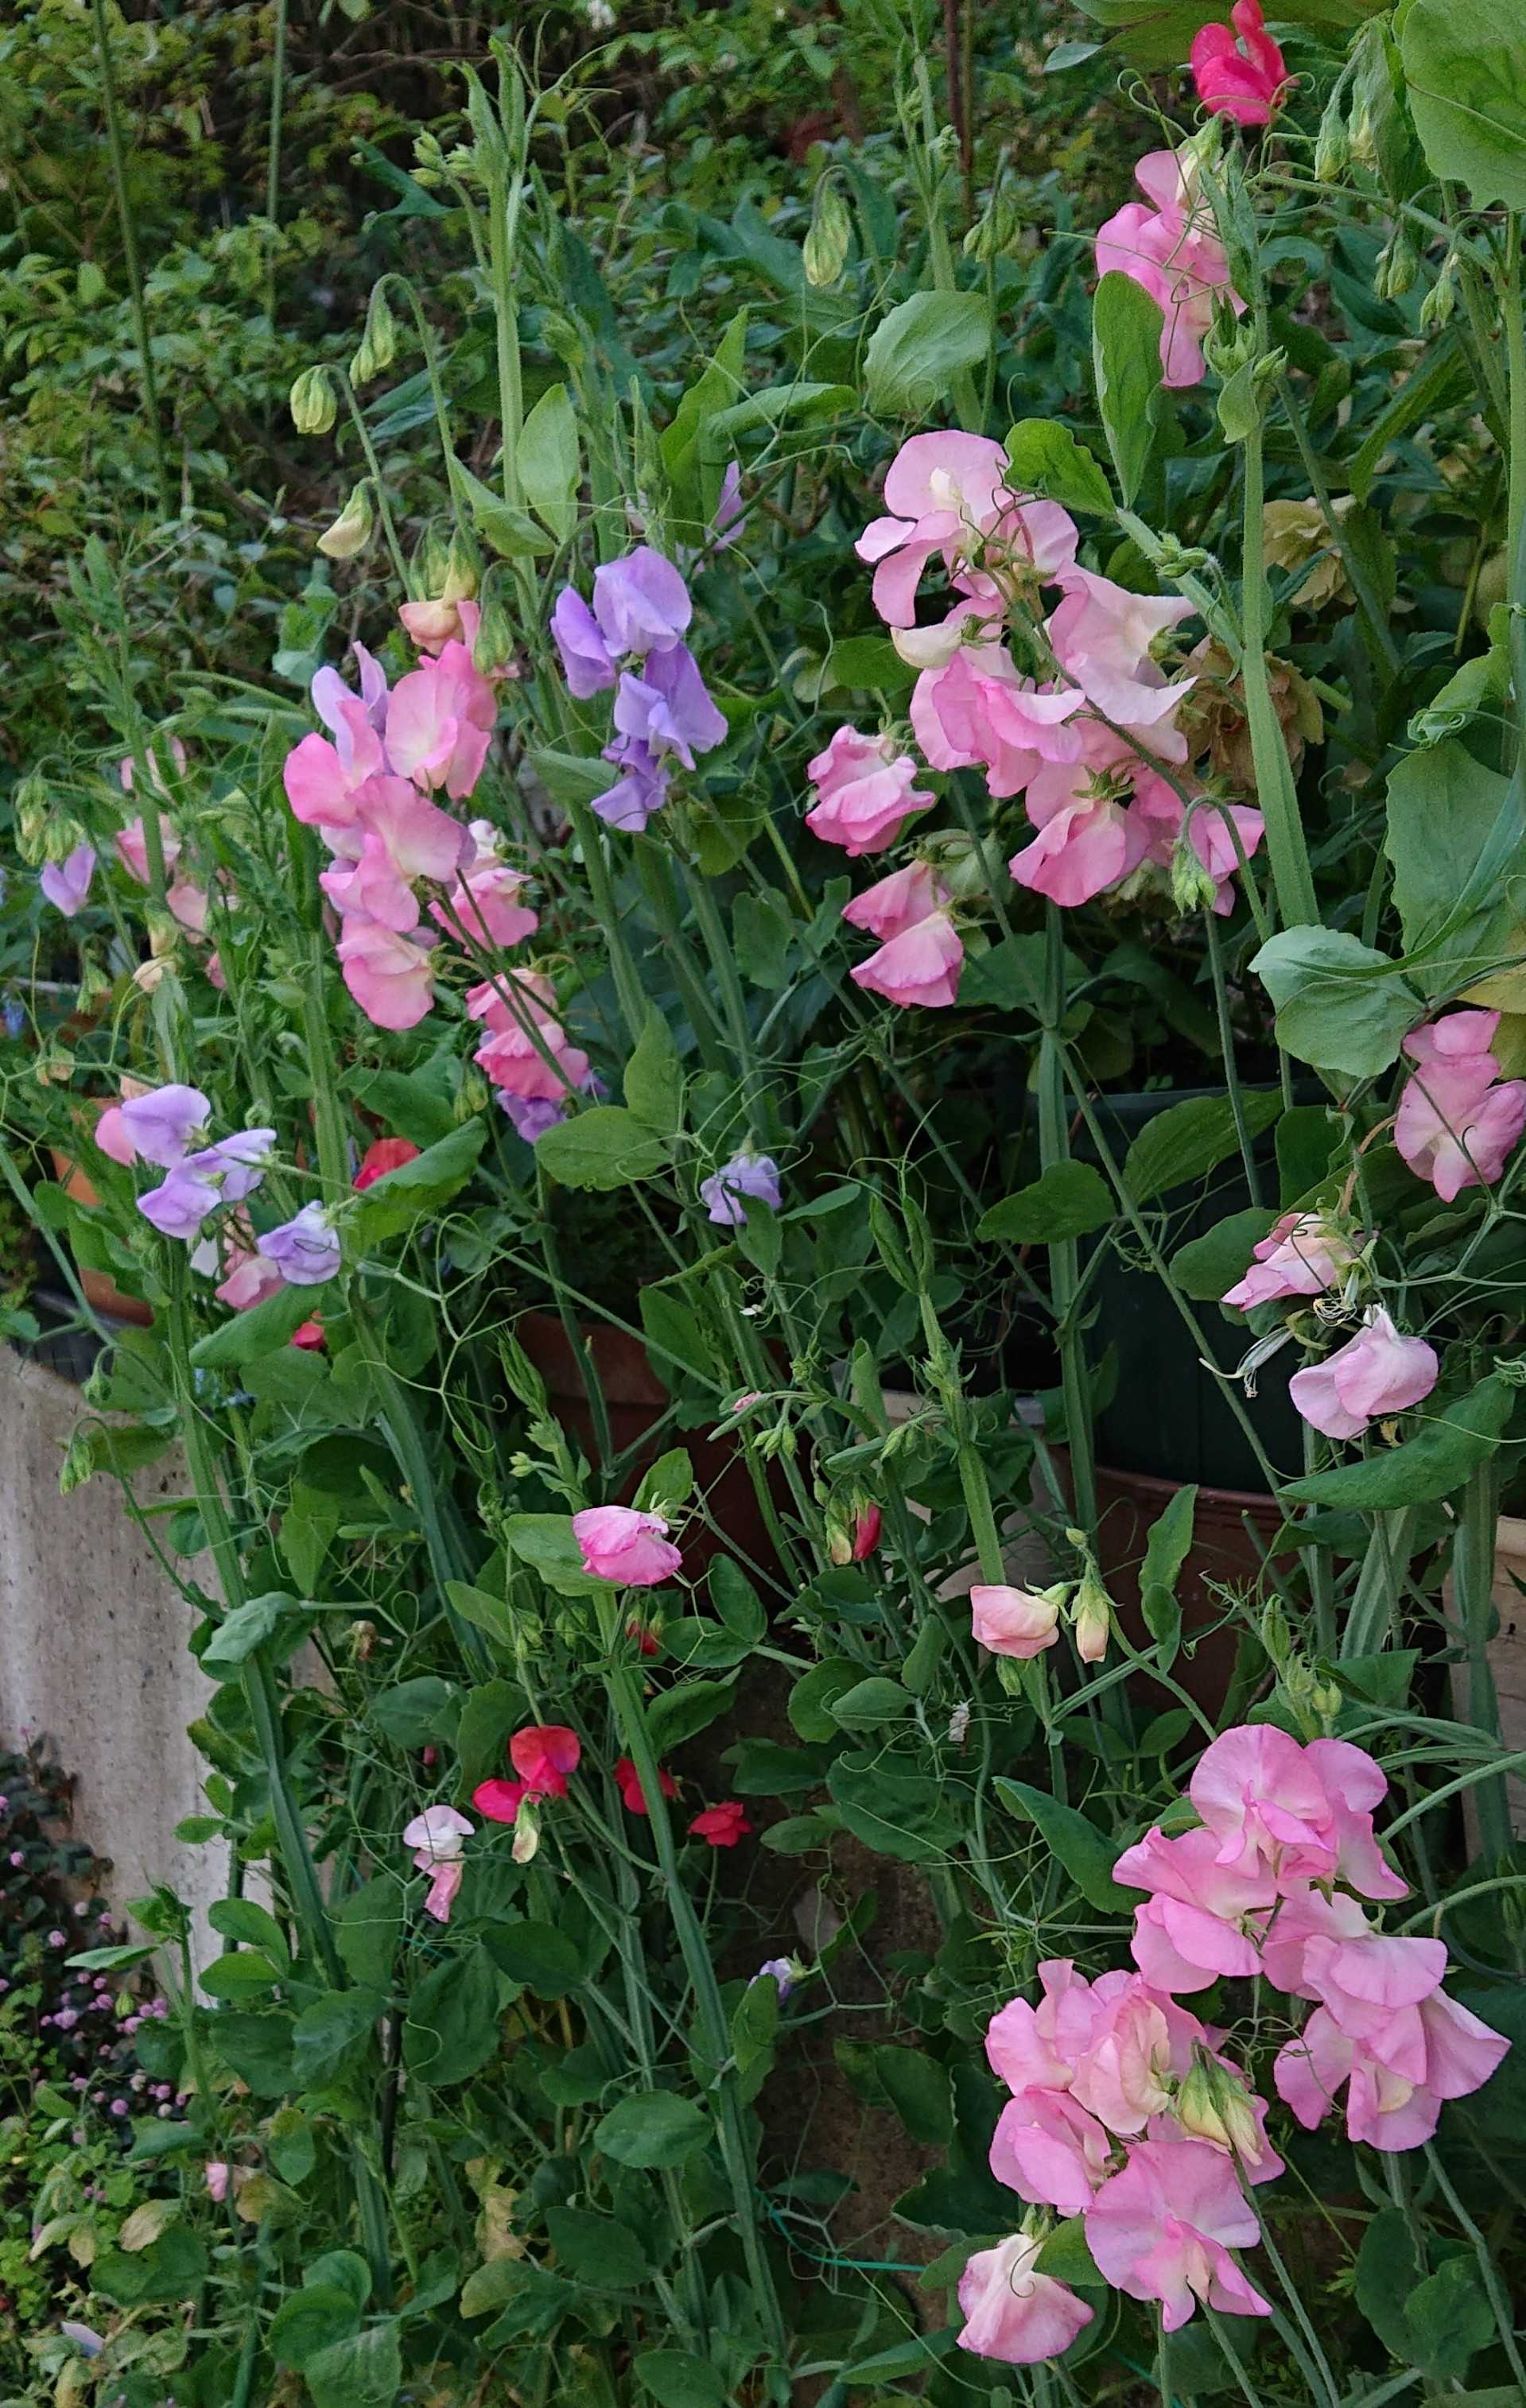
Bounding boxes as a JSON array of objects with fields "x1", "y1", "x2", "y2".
[
  {"x1": 591, "y1": 546, "x2": 692, "y2": 657},
  {"x1": 40, "y1": 845, "x2": 96, "y2": 917},
  {"x1": 751, "y1": 1956, "x2": 801, "y2": 2001},
  {"x1": 591, "y1": 740, "x2": 671, "y2": 832},
  {"x1": 713, "y1": 460, "x2": 744, "y2": 550},
  {"x1": 550, "y1": 589, "x2": 615, "y2": 699},
  {"x1": 118, "y1": 1084, "x2": 212, "y2": 1169},
  {"x1": 200, "y1": 1128, "x2": 277, "y2": 1204},
  {"x1": 137, "y1": 1161, "x2": 224, "y2": 1241},
  {"x1": 499, "y1": 1092, "x2": 566, "y2": 1143},
  {"x1": 700, "y1": 1149, "x2": 782, "y2": 1227},
  {"x1": 612, "y1": 645, "x2": 728, "y2": 772},
  {"x1": 258, "y1": 1202, "x2": 341, "y2": 1285}
]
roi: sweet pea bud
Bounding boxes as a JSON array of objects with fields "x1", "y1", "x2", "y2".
[
  {"x1": 1177, "y1": 2052, "x2": 1264, "y2": 2166},
  {"x1": 1170, "y1": 836, "x2": 1221, "y2": 917},
  {"x1": 1260, "y1": 1600, "x2": 1291, "y2": 1668},
  {"x1": 351, "y1": 282, "x2": 400, "y2": 387},
  {"x1": 14, "y1": 772, "x2": 50, "y2": 866},
  {"x1": 1374, "y1": 227, "x2": 1420, "y2": 301},
  {"x1": 414, "y1": 524, "x2": 452, "y2": 597},
  {"x1": 41, "y1": 808, "x2": 88, "y2": 867},
  {"x1": 511, "y1": 1795, "x2": 542, "y2": 1865},
  {"x1": 1313, "y1": 91, "x2": 1351, "y2": 183},
  {"x1": 963, "y1": 189, "x2": 1023, "y2": 264},
  {"x1": 1070, "y1": 1572, "x2": 1111, "y2": 1664},
  {"x1": 444, "y1": 530, "x2": 480, "y2": 603},
  {"x1": 289, "y1": 366, "x2": 338, "y2": 436},
  {"x1": 803, "y1": 180, "x2": 852, "y2": 289},
  {"x1": 1419, "y1": 257, "x2": 1458, "y2": 334},
  {"x1": 456, "y1": 1068, "x2": 491, "y2": 1119},
  {"x1": 922, "y1": 829, "x2": 986, "y2": 903},
  {"x1": 317, "y1": 483, "x2": 374, "y2": 560},
  {"x1": 1201, "y1": 306, "x2": 1256, "y2": 381},
  {"x1": 472, "y1": 588, "x2": 515, "y2": 676}
]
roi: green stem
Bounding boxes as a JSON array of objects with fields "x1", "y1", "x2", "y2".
[
  {"x1": 338, "y1": 378, "x2": 409, "y2": 587},
  {"x1": 1454, "y1": 1456, "x2": 1510, "y2": 1861},
  {"x1": 91, "y1": 0, "x2": 171, "y2": 521},
  {"x1": 1241, "y1": 391, "x2": 1318, "y2": 929},
  {"x1": 1040, "y1": 909, "x2": 1096, "y2": 1530},
  {"x1": 263, "y1": 0, "x2": 289, "y2": 336}
]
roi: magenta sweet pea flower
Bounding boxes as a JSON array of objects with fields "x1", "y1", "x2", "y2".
[
  {"x1": 1190, "y1": 1, "x2": 1289, "y2": 126},
  {"x1": 573, "y1": 1505, "x2": 683, "y2": 1586},
  {"x1": 1288, "y1": 1307, "x2": 1439, "y2": 1441},
  {"x1": 40, "y1": 846, "x2": 96, "y2": 917},
  {"x1": 1394, "y1": 1010, "x2": 1526, "y2": 1200},
  {"x1": 1085, "y1": 2137, "x2": 1272, "y2": 2330},
  {"x1": 258, "y1": 1203, "x2": 341, "y2": 1286},
  {"x1": 956, "y1": 2233, "x2": 1093, "y2": 2366},
  {"x1": 969, "y1": 1584, "x2": 1062, "y2": 1660},
  {"x1": 849, "y1": 908, "x2": 964, "y2": 1009},
  {"x1": 509, "y1": 1724, "x2": 581, "y2": 1797},
  {"x1": 699, "y1": 1149, "x2": 782, "y2": 1227},
  {"x1": 1096, "y1": 150, "x2": 1245, "y2": 387},
  {"x1": 806, "y1": 727, "x2": 934, "y2": 857}
]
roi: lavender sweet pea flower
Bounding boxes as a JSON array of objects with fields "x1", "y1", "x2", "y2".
[
  {"x1": 700, "y1": 1149, "x2": 782, "y2": 1227},
  {"x1": 118, "y1": 1084, "x2": 212, "y2": 1169},
  {"x1": 591, "y1": 546, "x2": 692, "y2": 657},
  {"x1": 201, "y1": 1128, "x2": 277, "y2": 1204},
  {"x1": 550, "y1": 589, "x2": 615, "y2": 699},
  {"x1": 499, "y1": 1092, "x2": 566, "y2": 1143},
  {"x1": 751, "y1": 1956, "x2": 800, "y2": 2000},
  {"x1": 612, "y1": 644, "x2": 728, "y2": 770},
  {"x1": 40, "y1": 845, "x2": 96, "y2": 917},
  {"x1": 138, "y1": 1161, "x2": 223, "y2": 1241},
  {"x1": 713, "y1": 460, "x2": 744, "y2": 549},
  {"x1": 258, "y1": 1202, "x2": 341, "y2": 1285},
  {"x1": 60, "y1": 2325, "x2": 104, "y2": 2360},
  {"x1": 591, "y1": 739, "x2": 671, "y2": 832}
]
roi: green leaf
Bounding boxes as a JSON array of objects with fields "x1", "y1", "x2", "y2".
[
  {"x1": 502, "y1": 1513, "x2": 609, "y2": 1596},
  {"x1": 1357, "y1": 2209, "x2": 1421, "y2": 2360},
  {"x1": 1385, "y1": 739, "x2": 1520, "y2": 994},
  {"x1": 995, "y1": 1777, "x2": 1136, "y2": 1912},
  {"x1": 270, "y1": 2286, "x2": 362, "y2": 2372},
  {"x1": 484, "y1": 1920, "x2": 583, "y2": 1999},
  {"x1": 293, "y1": 1989, "x2": 383, "y2": 2086},
  {"x1": 527, "y1": 748, "x2": 612, "y2": 809},
  {"x1": 1005, "y1": 418, "x2": 1114, "y2": 514},
  {"x1": 266, "y1": 2107, "x2": 316, "y2": 2187},
  {"x1": 304, "y1": 2321, "x2": 403, "y2": 2408},
  {"x1": 872, "y1": 2045, "x2": 953, "y2": 2145},
  {"x1": 535, "y1": 1105, "x2": 669, "y2": 1192},
  {"x1": 647, "y1": 1678, "x2": 736, "y2": 1753},
  {"x1": 371, "y1": 1676, "x2": 461, "y2": 1748},
  {"x1": 1170, "y1": 1208, "x2": 1278, "y2": 1302},
  {"x1": 190, "y1": 1282, "x2": 320, "y2": 1367},
  {"x1": 1140, "y1": 1484, "x2": 1196, "y2": 1672},
  {"x1": 1283, "y1": 1375, "x2": 1515, "y2": 1509},
  {"x1": 830, "y1": 1676, "x2": 914, "y2": 1727},
  {"x1": 1400, "y1": 0, "x2": 1526, "y2": 211},
  {"x1": 623, "y1": 1009, "x2": 685, "y2": 1136},
  {"x1": 445, "y1": 1580, "x2": 512, "y2": 1643},
  {"x1": 1124, "y1": 1092, "x2": 1283, "y2": 1204},
  {"x1": 308, "y1": 2251, "x2": 374, "y2": 2309},
  {"x1": 709, "y1": 1557, "x2": 766, "y2": 1642},
  {"x1": 1036, "y1": 2217, "x2": 1106, "y2": 2287},
  {"x1": 1406, "y1": 2257, "x2": 1494, "y2": 2379},
  {"x1": 977, "y1": 1160, "x2": 1113, "y2": 1244},
  {"x1": 333, "y1": 1878, "x2": 403, "y2": 1994},
  {"x1": 634, "y1": 1444, "x2": 694, "y2": 1514},
  {"x1": 635, "y1": 2350, "x2": 728, "y2": 2408},
  {"x1": 544, "y1": 2206, "x2": 650, "y2": 2290},
  {"x1": 349, "y1": 1118, "x2": 486, "y2": 1245},
  {"x1": 825, "y1": 634, "x2": 914, "y2": 696},
  {"x1": 403, "y1": 1945, "x2": 504, "y2": 2087},
  {"x1": 1252, "y1": 928, "x2": 1419, "y2": 1080},
  {"x1": 864, "y1": 290, "x2": 990, "y2": 416},
  {"x1": 594, "y1": 2089, "x2": 710, "y2": 2168},
  {"x1": 1092, "y1": 270, "x2": 1163, "y2": 507},
  {"x1": 211, "y1": 2010, "x2": 296, "y2": 2096},
  {"x1": 350, "y1": 1065, "x2": 456, "y2": 1149},
  {"x1": 518, "y1": 382, "x2": 580, "y2": 544},
  {"x1": 827, "y1": 1755, "x2": 963, "y2": 1863},
  {"x1": 202, "y1": 1591, "x2": 302, "y2": 1669},
  {"x1": 788, "y1": 1657, "x2": 860, "y2": 1742},
  {"x1": 456, "y1": 457, "x2": 553, "y2": 559}
]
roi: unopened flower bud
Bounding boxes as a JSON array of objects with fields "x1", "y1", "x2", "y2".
[
  {"x1": 289, "y1": 366, "x2": 338, "y2": 436},
  {"x1": 471, "y1": 588, "x2": 515, "y2": 677},
  {"x1": 1419, "y1": 258, "x2": 1458, "y2": 333},
  {"x1": 964, "y1": 190, "x2": 1023, "y2": 264},
  {"x1": 1313, "y1": 93, "x2": 1350, "y2": 183},
  {"x1": 922, "y1": 829, "x2": 987, "y2": 903},
  {"x1": 14, "y1": 773, "x2": 51, "y2": 867},
  {"x1": 444, "y1": 530, "x2": 480, "y2": 603},
  {"x1": 1071, "y1": 1573, "x2": 1110, "y2": 1665},
  {"x1": 1178, "y1": 2052, "x2": 1265, "y2": 2166},
  {"x1": 803, "y1": 181, "x2": 852, "y2": 289},
  {"x1": 317, "y1": 483, "x2": 374, "y2": 560},
  {"x1": 1374, "y1": 228, "x2": 1420, "y2": 301},
  {"x1": 511, "y1": 1795, "x2": 542, "y2": 1865},
  {"x1": 1171, "y1": 836, "x2": 1221, "y2": 917},
  {"x1": 351, "y1": 283, "x2": 400, "y2": 387}
]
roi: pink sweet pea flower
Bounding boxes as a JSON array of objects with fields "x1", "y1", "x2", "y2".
[
  {"x1": 1221, "y1": 1211, "x2": 1361, "y2": 1312},
  {"x1": 385, "y1": 639, "x2": 497, "y2": 798},
  {"x1": 1011, "y1": 785, "x2": 1151, "y2": 907},
  {"x1": 849, "y1": 908, "x2": 964, "y2": 1009},
  {"x1": 284, "y1": 652, "x2": 390, "y2": 830},
  {"x1": 115, "y1": 816, "x2": 183, "y2": 886},
  {"x1": 41, "y1": 845, "x2": 96, "y2": 917},
  {"x1": 986, "y1": 1960, "x2": 1112, "y2": 2096},
  {"x1": 1303, "y1": 1735, "x2": 1408, "y2": 1900},
  {"x1": 614, "y1": 1755, "x2": 679, "y2": 1817},
  {"x1": 1288, "y1": 1306, "x2": 1439, "y2": 1441},
  {"x1": 204, "y1": 2162, "x2": 231, "y2": 2204},
  {"x1": 335, "y1": 919, "x2": 438, "y2": 1030},
  {"x1": 990, "y1": 2090, "x2": 1113, "y2": 2216},
  {"x1": 433, "y1": 822, "x2": 538, "y2": 948},
  {"x1": 404, "y1": 1804, "x2": 474, "y2": 1925},
  {"x1": 1096, "y1": 151, "x2": 1244, "y2": 387},
  {"x1": 573, "y1": 1505, "x2": 683, "y2": 1585},
  {"x1": 1085, "y1": 2137, "x2": 1272, "y2": 2329},
  {"x1": 1275, "y1": 1991, "x2": 1509, "y2": 2153},
  {"x1": 1190, "y1": 1, "x2": 1289, "y2": 126},
  {"x1": 1112, "y1": 1826, "x2": 1276, "y2": 1994},
  {"x1": 1394, "y1": 1010, "x2": 1526, "y2": 1200},
  {"x1": 841, "y1": 861, "x2": 950, "y2": 941},
  {"x1": 215, "y1": 1242, "x2": 286, "y2": 1313},
  {"x1": 689, "y1": 1799, "x2": 752, "y2": 1848},
  {"x1": 320, "y1": 776, "x2": 471, "y2": 934},
  {"x1": 1259, "y1": 1889, "x2": 1446, "y2": 2063},
  {"x1": 1187, "y1": 1724, "x2": 1404, "y2": 1898},
  {"x1": 510, "y1": 1724, "x2": 581, "y2": 1797},
  {"x1": 969, "y1": 1584, "x2": 1062, "y2": 1659},
  {"x1": 805, "y1": 727, "x2": 934, "y2": 856},
  {"x1": 1069, "y1": 1986, "x2": 1206, "y2": 2137},
  {"x1": 1046, "y1": 570, "x2": 1197, "y2": 738},
  {"x1": 1132, "y1": 775, "x2": 1265, "y2": 912},
  {"x1": 956, "y1": 2232, "x2": 1094, "y2": 2365},
  {"x1": 466, "y1": 973, "x2": 592, "y2": 1104},
  {"x1": 857, "y1": 432, "x2": 1078, "y2": 626}
]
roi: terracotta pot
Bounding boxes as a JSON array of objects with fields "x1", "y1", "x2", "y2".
[
  {"x1": 1092, "y1": 1462, "x2": 1291, "y2": 1718},
  {"x1": 515, "y1": 1311, "x2": 782, "y2": 1583},
  {"x1": 49, "y1": 1146, "x2": 153, "y2": 1328}
]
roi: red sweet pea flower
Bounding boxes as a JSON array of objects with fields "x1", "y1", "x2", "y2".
[
  {"x1": 626, "y1": 1616, "x2": 662, "y2": 1658},
  {"x1": 472, "y1": 1777, "x2": 530, "y2": 1824},
  {"x1": 509, "y1": 1724, "x2": 581, "y2": 1798},
  {"x1": 614, "y1": 1755, "x2": 678, "y2": 1817},
  {"x1": 689, "y1": 1800, "x2": 752, "y2": 1848},
  {"x1": 353, "y1": 1136, "x2": 421, "y2": 1191},
  {"x1": 1190, "y1": 1, "x2": 1288, "y2": 126},
  {"x1": 289, "y1": 1317, "x2": 326, "y2": 1351}
]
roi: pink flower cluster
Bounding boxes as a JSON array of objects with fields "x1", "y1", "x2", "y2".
[
  {"x1": 282, "y1": 609, "x2": 522, "y2": 1030},
  {"x1": 1394, "y1": 1010, "x2": 1526, "y2": 1202},
  {"x1": 1096, "y1": 149, "x2": 1245, "y2": 387},
  {"x1": 813, "y1": 433, "x2": 1265, "y2": 1003},
  {"x1": 1219, "y1": 1213, "x2": 1441, "y2": 1441},
  {"x1": 466, "y1": 968, "x2": 596, "y2": 1142},
  {"x1": 962, "y1": 1726, "x2": 1508, "y2": 2368}
]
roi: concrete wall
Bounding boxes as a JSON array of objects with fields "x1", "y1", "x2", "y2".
[{"x1": 0, "y1": 1345, "x2": 227, "y2": 1960}]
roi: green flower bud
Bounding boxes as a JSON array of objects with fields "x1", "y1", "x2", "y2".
[
  {"x1": 964, "y1": 191, "x2": 1023, "y2": 265},
  {"x1": 1170, "y1": 835, "x2": 1221, "y2": 917},
  {"x1": 351, "y1": 283, "x2": 400, "y2": 388},
  {"x1": 1419, "y1": 257, "x2": 1458, "y2": 334},
  {"x1": 289, "y1": 366, "x2": 338, "y2": 436},
  {"x1": 14, "y1": 772, "x2": 52, "y2": 866},
  {"x1": 1374, "y1": 227, "x2": 1420, "y2": 301},
  {"x1": 317, "y1": 482, "x2": 374, "y2": 560},
  {"x1": 1177, "y1": 2052, "x2": 1265, "y2": 2166},
  {"x1": 802, "y1": 180, "x2": 852, "y2": 289},
  {"x1": 1313, "y1": 93, "x2": 1350, "y2": 184}
]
